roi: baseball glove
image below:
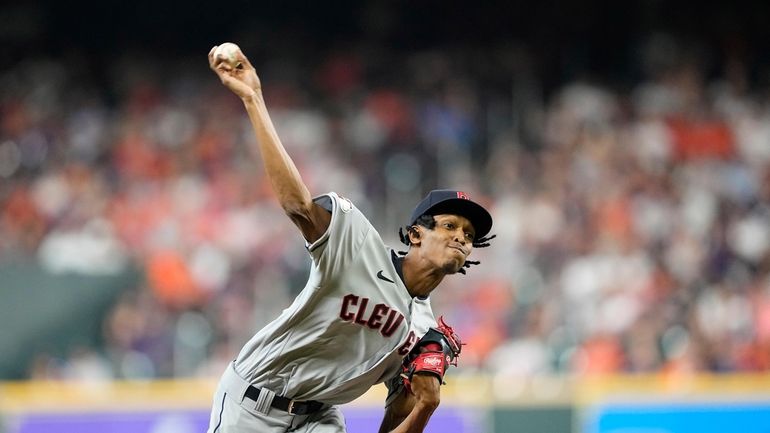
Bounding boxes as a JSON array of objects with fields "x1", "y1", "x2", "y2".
[{"x1": 400, "y1": 316, "x2": 463, "y2": 393}]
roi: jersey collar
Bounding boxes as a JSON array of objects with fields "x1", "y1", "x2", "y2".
[{"x1": 390, "y1": 250, "x2": 428, "y2": 300}]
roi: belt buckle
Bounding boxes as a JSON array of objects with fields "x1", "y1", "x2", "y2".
[{"x1": 287, "y1": 399, "x2": 299, "y2": 415}]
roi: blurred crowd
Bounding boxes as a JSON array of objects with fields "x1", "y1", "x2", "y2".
[{"x1": 2, "y1": 34, "x2": 770, "y2": 385}]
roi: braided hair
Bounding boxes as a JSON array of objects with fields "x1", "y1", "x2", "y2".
[{"x1": 397, "y1": 214, "x2": 496, "y2": 274}]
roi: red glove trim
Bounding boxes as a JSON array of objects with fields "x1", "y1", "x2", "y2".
[
  {"x1": 411, "y1": 351, "x2": 447, "y2": 378},
  {"x1": 401, "y1": 351, "x2": 447, "y2": 394}
]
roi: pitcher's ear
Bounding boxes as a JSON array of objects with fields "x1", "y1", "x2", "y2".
[{"x1": 408, "y1": 226, "x2": 422, "y2": 244}]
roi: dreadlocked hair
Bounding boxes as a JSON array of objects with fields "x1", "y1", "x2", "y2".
[{"x1": 396, "y1": 214, "x2": 496, "y2": 275}]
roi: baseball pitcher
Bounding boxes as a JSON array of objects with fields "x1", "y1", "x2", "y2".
[{"x1": 206, "y1": 43, "x2": 494, "y2": 433}]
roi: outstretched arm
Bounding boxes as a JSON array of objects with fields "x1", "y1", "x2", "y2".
[
  {"x1": 378, "y1": 374, "x2": 441, "y2": 433},
  {"x1": 208, "y1": 44, "x2": 330, "y2": 243}
]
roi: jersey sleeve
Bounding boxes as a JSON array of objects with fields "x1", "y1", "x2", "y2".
[{"x1": 306, "y1": 192, "x2": 373, "y2": 285}]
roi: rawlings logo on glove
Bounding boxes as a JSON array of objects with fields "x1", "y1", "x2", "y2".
[{"x1": 400, "y1": 316, "x2": 463, "y2": 394}]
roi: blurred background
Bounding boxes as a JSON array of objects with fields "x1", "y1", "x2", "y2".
[{"x1": 2, "y1": 1, "x2": 770, "y2": 432}]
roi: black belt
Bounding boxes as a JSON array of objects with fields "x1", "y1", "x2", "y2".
[{"x1": 244, "y1": 385, "x2": 324, "y2": 416}]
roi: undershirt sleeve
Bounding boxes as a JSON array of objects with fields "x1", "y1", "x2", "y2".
[{"x1": 314, "y1": 195, "x2": 333, "y2": 213}]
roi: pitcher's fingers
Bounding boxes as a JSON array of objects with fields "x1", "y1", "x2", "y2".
[
  {"x1": 208, "y1": 45, "x2": 220, "y2": 70},
  {"x1": 239, "y1": 54, "x2": 254, "y2": 70},
  {"x1": 217, "y1": 62, "x2": 234, "y2": 73}
]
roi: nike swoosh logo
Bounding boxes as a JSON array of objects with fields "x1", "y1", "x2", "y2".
[{"x1": 377, "y1": 270, "x2": 395, "y2": 284}]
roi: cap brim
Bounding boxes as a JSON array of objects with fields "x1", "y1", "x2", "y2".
[{"x1": 424, "y1": 198, "x2": 493, "y2": 239}]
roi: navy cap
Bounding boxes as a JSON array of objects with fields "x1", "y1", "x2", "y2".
[{"x1": 409, "y1": 190, "x2": 493, "y2": 239}]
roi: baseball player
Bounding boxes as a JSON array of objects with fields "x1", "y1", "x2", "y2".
[{"x1": 206, "y1": 43, "x2": 495, "y2": 433}]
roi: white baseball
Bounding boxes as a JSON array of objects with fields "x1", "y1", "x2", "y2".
[{"x1": 214, "y1": 42, "x2": 241, "y2": 65}]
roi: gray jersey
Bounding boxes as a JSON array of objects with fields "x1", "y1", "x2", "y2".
[{"x1": 233, "y1": 192, "x2": 436, "y2": 405}]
